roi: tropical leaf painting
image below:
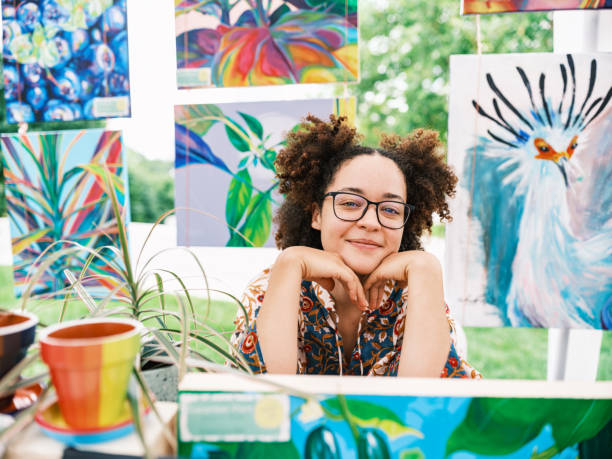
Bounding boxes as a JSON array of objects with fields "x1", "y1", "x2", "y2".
[
  {"x1": 446, "y1": 53, "x2": 612, "y2": 329},
  {"x1": 462, "y1": 0, "x2": 612, "y2": 14},
  {"x1": 178, "y1": 390, "x2": 612, "y2": 458},
  {"x1": 0, "y1": 129, "x2": 129, "y2": 296},
  {"x1": 174, "y1": 97, "x2": 355, "y2": 247},
  {"x1": 2, "y1": 0, "x2": 131, "y2": 123},
  {"x1": 175, "y1": 0, "x2": 358, "y2": 88}
]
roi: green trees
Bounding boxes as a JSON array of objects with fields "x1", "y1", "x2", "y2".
[{"x1": 353, "y1": 0, "x2": 553, "y2": 146}]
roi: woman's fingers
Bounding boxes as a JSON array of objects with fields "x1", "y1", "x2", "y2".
[{"x1": 339, "y1": 269, "x2": 368, "y2": 310}]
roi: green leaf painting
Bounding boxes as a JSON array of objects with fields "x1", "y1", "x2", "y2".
[
  {"x1": 0, "y1": 130, "x2": 129, "y2": 296},
  {"x1": 174, "y1": 98, "x2": 354, "y2": 247},
  {"x1": 446, "y1": 397, "x2": 612, "y2": 457}
]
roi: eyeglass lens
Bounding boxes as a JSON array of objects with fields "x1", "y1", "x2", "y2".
[{"x1": 333, "y1": 193, "x2": 407, "y2": 228}]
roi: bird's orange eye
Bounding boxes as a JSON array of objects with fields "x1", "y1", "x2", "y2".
[
  {"x1": 534, "y1": 138, "x2": 554, "y2": 154},
  {"x1": 567, "y1": 135, "x2": 578, "y2": 155}
]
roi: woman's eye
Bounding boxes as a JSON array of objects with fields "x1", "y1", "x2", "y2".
[
  {"x1": 381, "y1": 206, "x2": 400, "y2": 215},
  {"x1": 340, "y1": 200, "x2": 361, "y2": 208}
]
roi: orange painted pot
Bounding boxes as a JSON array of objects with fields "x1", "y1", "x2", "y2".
[{"x1": 40, "y1": 318, "x2": 141, "y2": 429}]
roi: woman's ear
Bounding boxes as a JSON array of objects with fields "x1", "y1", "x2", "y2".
[{"x1": 311, "y1": 203, "x2": 321, "y2": 230}]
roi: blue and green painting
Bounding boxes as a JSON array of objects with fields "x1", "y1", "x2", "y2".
[
  {"x1": 178, "y1": 392, "x2": 612, "y2": 458},
  {"x1": 2, "y1": 0, "x2": 130, "y2": 123},
  {"x1": 174, "y1": 98, "x2": 355, "y2": 247}
]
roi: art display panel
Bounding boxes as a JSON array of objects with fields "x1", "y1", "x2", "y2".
[
  {"x1": 462, "y1": 0, "x2": 612, "y2": 14},
  {"x1": 446, "y1": 53, "x2": 612, "y2": 329},
  {"x1": 175, "y1": 0, "x2": 358, "y2": 88},
  {"x1": 178, "y1": 374, "x2": 612, "y2": 459},
  {"x1": 2, "y1": 0, "x2": 131, "y2": 123},
  {"x1": 174, "y1": 97, "x2": 355, "y2": 247},
  {"x1": 1, "y1": 129, "x2": 129, "y2": 296}
]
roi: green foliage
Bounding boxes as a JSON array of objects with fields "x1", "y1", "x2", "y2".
[
  {"x1": 354, "y1": 0, "x2": 553, "y2": 146},
  {"x1": 446, "y1": 398, "x2": 612, "y2": 457},
  {"x1": 127, "y1": 148, "x2": 174, "y2": 223},
  {"x1": 323, "y1": 397, "x2": 422, "y2": 440}
]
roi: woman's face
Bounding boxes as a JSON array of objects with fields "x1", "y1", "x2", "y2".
[{"x1": 311, "y1": 153, "x2": 407, "y2": 276}]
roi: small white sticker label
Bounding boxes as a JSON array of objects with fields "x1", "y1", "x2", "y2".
[
  {"x1": 177, "y1": 68, "x2": 212, "y2": 87},
  {"x1": 92, "y1": 96, "x2": 130, "y2": 118},
  {"x1": 179, "y1": 392, "x2": 290, "y2": 443}
]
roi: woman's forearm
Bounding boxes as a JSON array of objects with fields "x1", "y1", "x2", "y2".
[
  {"x1": 397, "y1": 256, "x2": 450, "y2": 377},
  {"x1": 256, "y1": 252, "x2": 303, "y2": 374}
]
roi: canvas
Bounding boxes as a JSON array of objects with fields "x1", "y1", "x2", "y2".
[
  {"x1": 175, "y1": 0, "x2": 358, "y2": 88},
  {"x1": 177, "y1": 374, "x2": 612, "y2": 459},
  {"x1": 462, "y1": 0, "x2": 612, "y2": 14},
  {"x1": 446, "y1": 53, "x2": 612, "y2": 329},
  {"x1": 2, "y1": 0, "x2": 130, "y2": 123},
  {"x1": 174, "y1": 97, "x2": 355, "y2": 247},
  {"x1": 0, "y1": 129, "x2": 129, "y2": 296}
]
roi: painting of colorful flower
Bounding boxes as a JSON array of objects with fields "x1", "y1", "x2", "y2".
[
  {"x1": 446, "y1": 53, "x2": 612, "y2": 329},
  {"x1": 2, "y1": 0, "x2": 130, "y2": 123},
  {"x1": 0, "y1": 129, "x2": 129, "y2": 296},
  {"x1": 174, "y1": 98, "x2": 355, "y2": 247},
  {"x1": 175, "y1": 0, "x2": 358, "y2": 88},
  {"x1": 462, "y1": 0, "x2": 612, "y2": 14}
]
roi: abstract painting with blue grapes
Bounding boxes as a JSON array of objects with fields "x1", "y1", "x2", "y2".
[{"x1": 2, "y1": 0, "x2": 130, "y2": 123}]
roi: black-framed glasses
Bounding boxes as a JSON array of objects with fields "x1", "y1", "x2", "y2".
[{"x1": 324, "y1": 191, "x2": 414, "y2": 229}]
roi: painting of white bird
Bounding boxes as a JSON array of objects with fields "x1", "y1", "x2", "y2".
[{"x1": 447, "y1": 53, "x2": 612, "y2": 329}]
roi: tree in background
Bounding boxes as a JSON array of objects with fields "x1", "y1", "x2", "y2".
[
  {"x1": 354, "y1": 0, "x2": 553, "y2": 146},
  {"x1": 126, "y1": 149, "x2": 174, "y2": 223}
]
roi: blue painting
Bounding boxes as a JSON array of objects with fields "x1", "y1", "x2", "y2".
[
  {"x1": 178, "y1": 390, "x2": 612, "y2": 458},
  {"x1": 446, "y1": 53, "x2": 612, "y2": 329},
  {"x1": 2, "y1": 0, "x2": 130, "y2": 123}
]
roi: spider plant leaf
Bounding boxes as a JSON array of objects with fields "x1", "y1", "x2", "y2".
[
  {"x1": 150, "y1": 329, "x2": 180, "y2": 363},
  {"x1": 151, "y1": 269, "x2": 196, "y2": 320},
  {"x1": 134, "y1": 208, "x2": 177, "y2": 269},
  {"x1": 153, "y1": 272, "x2": 167, "y2": 322},
  {"x1": 126, "y1": 373, "x2": 152, "y2": 459},
  {"x1": 175, "y1": 294, "x2": 189, "y2": 381},
  {"x1": 101, "y1": 166, "x2": 133, "y2": 286},
  {"x1": 64, "y1": 269, "x2": 98, "y2": 313},
  {"x1": 0, "y1": 352, "x2": 39, "y2": 396},
  {"x1": 131, "y1": 367, "x2": 177, "y2": 453}
]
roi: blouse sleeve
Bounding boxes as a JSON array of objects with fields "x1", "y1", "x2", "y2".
[
  {"x1": 443, "y1": 304, "x2": 482, "y2": 379},
  {"x1": 229, "y1": 269, "x2": 270, "y2": 374}
]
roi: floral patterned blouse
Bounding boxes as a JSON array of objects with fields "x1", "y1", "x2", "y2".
[{"x1": 231, "y1": 268, "x2": 481, "y2": 378}]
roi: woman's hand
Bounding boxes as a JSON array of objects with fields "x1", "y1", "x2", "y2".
[
  {"x1": 277, "y1": 246, "x2": 369, "y2": 310},
  {"x1": 362, "y1": 251, "x2": 443, "y2": 311},
  {"x1": 364, "y1": 250, "x2": 450, "y2": 377}
]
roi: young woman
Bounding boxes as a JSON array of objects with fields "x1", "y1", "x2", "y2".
[{"x1": 232, "y1": 115, "x2": 480, "y2": 378}]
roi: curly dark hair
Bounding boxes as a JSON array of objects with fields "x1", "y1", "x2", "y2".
[{"x1": 273, "y1": 114, "x2": 457, "y2": 252}]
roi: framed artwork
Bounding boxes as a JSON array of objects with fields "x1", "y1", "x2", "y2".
[
  {"x1": 446, "y1": 53, "x2": 612, "y2": 329},
  {"x1": 174, "y1": 97, "x2": 355, "y2": 247},
  {"x1": 462, "y1": 0, "x2": 612, "y2": 14},
  {"x1": 2, "y1": 0, "x2": 131, "y2": 123},
  {"x1": 178, "y1": 373, "x2": 612, "y2": 459},
  {"x1": 175, "y1": 0, "x2": 358, "y2": 88},
  {"x1": 1, "y1": 129, "x2": 129, "y2": 296}
]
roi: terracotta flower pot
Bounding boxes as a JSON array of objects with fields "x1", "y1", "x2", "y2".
[
  {"x1": 40, "y1": 318, "x2": 141, "y2": 429},
  {"x1": 0, "y1": 311, "x2": 38, "y2": 409}
]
